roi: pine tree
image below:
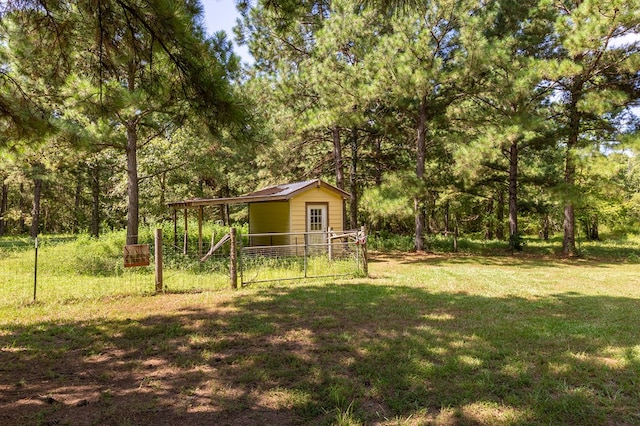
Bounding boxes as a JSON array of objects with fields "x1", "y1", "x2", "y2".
[
  {"x1": 365, "y1": 0, "x2": 472, "y2": 250},
  {"x1": 548, "y1": 0, "x2": 640, "y2": 255},
  {"x1": 452, "y1": 0, "x2": 556, "y2": 249},
  {"x1": 2, "y1": 0, "x2": 245, "y2": 242}
]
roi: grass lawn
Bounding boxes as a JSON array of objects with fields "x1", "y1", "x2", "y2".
[{"x1": 1, "y1": 251, "x2": 640, "y2": 425}]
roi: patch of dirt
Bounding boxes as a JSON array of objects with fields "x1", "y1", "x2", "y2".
[
  {"x1": 3, "y1": 278, "x2": 424, "y2": 425},
  {"x1": 0, "y1": 295, "x2": 314, "y2": 425}
]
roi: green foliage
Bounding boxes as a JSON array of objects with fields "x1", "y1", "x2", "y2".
[
  {"x1": 368, "y1": 232, "x2": 414, "y2": 252},
  {"x1": 360, "y1": 174, "x2": 414, "y2": 234},
  {"x1": 509, "y1": 232, "x2": 527, "y2": 252},
  {"x1": 71, "y1": 234, "x2": 126, "y2": 276},
  {"x1": 1, "y1": 0, "x2": 639, "y2": 251},
  {"x1": 1, "y1": 0, "x2": 252, "y2": 243}
]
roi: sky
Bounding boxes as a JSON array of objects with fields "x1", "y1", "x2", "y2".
[{"x1": 201, "y1": 1, "x2": 252, "y2": 64}]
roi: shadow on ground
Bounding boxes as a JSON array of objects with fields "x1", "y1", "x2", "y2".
[
  {"x1": 371, "y1": 250, "x2": 635, "y2": 269},
  {"x1": 2, "y1": 283, "x2": 640, "y2": 425}
]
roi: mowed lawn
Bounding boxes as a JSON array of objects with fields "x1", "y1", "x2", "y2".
[{"x1": 2, "y1": 252, "x2": 640, "y2": 425}]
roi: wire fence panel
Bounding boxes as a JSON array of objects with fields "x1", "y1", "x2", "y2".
[
  {"x1": 0, "y1": 228, "x2": 367, "y2": 307},
  {"x1": 240, "y1": 230, "x2": 366, "y2": 285},
  {"x1": 0, "y1": 236, "x2": 154, "y2": 307},
  {"x1": 159, "y1": 244, "x2": 229, "y2": 293},
  {"x1": 0, "y1": 233, "x2": 230, "y2": 307}
]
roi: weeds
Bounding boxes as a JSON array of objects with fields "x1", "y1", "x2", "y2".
[{"x1": 368, "y1": 231, "x2": 640, "y2": 260}]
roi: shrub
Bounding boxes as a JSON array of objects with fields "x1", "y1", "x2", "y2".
[
  {"x1": 72, "y1": 233, "x2": 125, "y2": 276},
  {"x1": 368, "y1": 231, "x2": 414, "y2": 251},
  {"x1": 509, "y1": 233, "x2": 527, "y2": 252}
]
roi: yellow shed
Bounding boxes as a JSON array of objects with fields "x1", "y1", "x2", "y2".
[
  {"x1": 167, "y1": 179, "x2": 351, "y2": 253},
  {"x1": 247, "y1": 179, "x2": 349, "y2": 237}
]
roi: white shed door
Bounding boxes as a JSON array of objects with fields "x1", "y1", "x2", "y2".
[{"x1": 307, "y1": 204, "x2": 327, "y2": 244}]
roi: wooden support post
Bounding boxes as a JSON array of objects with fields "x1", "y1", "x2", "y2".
[
  {"x1": 328, "y1": 227, "x2": 333, "y2": 261},
  {"x1": 155, "y1": 228, "x2": 163, "y2": 292},
  {"x1": 361, "y1": 225, "x2": 368, "y2": 277},
  {"x1": 303, "y1": 232, "x2": 308, "y2": 278},
  {"x1": 33, "y1": 236, "x2": 38, "y2": 302},
  {"x1": 453, "y1": 216, "x2": 459, "y2": 253},
  {"x1": 183, "y1": 208, "x2": 188, "y2": 255},
  {"x1": 172, "y1": 209, "x2": 178, "y2": 249},
  {"x1": 198, "y1": 206, "x2": 203, "y2": 259},
  {"x1": 229, "y1": 227, "x2": 238, "y2": 289}
]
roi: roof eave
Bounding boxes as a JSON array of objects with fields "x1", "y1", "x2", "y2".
[
  {"x1": 166, "y1": 179, "x2": 352, "y2": 209},
  {"x1": 167, "y1": 194, "x2": 291, "y2": 209},
  {"x1": 284, "y1": 179, "x2": 351, "y2": 200}
]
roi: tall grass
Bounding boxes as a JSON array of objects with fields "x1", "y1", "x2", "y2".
[
  {"x1": 240, "y1": 254, "x2": 363, "y2": 285},
  {"x1": 369, "y1": 231, "x2": 640, "y2": 261},
  {"x1": 0, "y1": 229, "x2": 227, "y2": 306}
]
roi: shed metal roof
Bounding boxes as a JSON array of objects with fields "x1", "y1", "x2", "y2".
[{"x1": 167, "y1": 179, "x2": 350, "y2": 209}]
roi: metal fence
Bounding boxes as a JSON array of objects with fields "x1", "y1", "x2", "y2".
[
  {"x1": 0, "y1": 235, "x2": 154, "y2": 307},
  {"x1": 159, "y1": 235, "x2": 230, "y2": 294},
  {"x1": 0, "y1": 234, "x2": 230, "y2": 307},
  {"x1": 0, "y1": 228, "x2": 367, "y2": 307},
  {"x1": 239, "y1": 229, "x2": 367, "y2": 285}
]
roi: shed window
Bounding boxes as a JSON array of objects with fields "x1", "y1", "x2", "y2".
[
  {"x1": 306, "y1": 204, "x2": 327, "y2": 234},
  {"x1": 309, "y1": 208, "x2": 323, "y2": 231}
]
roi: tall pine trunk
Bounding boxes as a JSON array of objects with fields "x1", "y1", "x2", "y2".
[
  {"x1": 444, "y1": 201, "x2": 450, "y2": 236},
  {"x1": 159, "y1": 171, "x2": 167, "y2": 211},
  {"x1": 428, "y1": 191, "x2": 438, "y2": 235},
  {"x1": 332, "y1": 127, "x2": 348, "y2": 228},
  {"x1": 485, "y1": 198, "x2": 494, "y2": 240},
  {"x1": 496, "y1": 190, "x2": 505, "y2": 240},
  {"x1": 30, "y1": 178, "x2": 42, "y2": 238},
  {"x1": 125, "y1": 62, "x2": 139, "y2": 245},
  {"x1": 0, "y1": 180, "x2": 7, "y2": 236},
  {"x1": 563, "y1": 84, "x2": 581, "y2": 256},
  {"x1": 508, "y1": 138, "x2": 518, "y2": 248},
  {"x1": 374, "y1": 136, "x2": 383, "y2": 186},
  {"x1": 219, "y1": 183, "x2": 231, "y2": 225},
  {"x1": 18, "y1": 182, "x2": 26, "y2": 233},
  {"x1": 415, "y1": 96, "x2": 427, "y2": 251},
  {"x1": 73, "y1": 169, "x2": 82, "y2": 234},
  {"x1": 91, "y1": 164, "x2": 100, "y2": 238},
  {"x1": 126, "y1": 122, "x2": 139, "y2": 245},
  {"x1": 584, "y1": 215, "x2": 599, "y2": 241},
  {"x1": 542, "y1": 214, "x2": 550, "y2": 241},
  {"x1": 332, "y1": 127, "x2": 345, "y2": 190},
  {"x1": 590, "y1": 216, "x2": 599, "y2": 241},
  {"x1": 349, "y1": 127, "x2": 358, "y2": 229}
]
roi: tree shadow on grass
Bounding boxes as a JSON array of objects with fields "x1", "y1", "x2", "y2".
[
  {"x1": 375, "y1": 251, "x2": 629, "y2": 269},
  {"x1": 2, "y1": 284, "x2": 640, "y2": 425}
]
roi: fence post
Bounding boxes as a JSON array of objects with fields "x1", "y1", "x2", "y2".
[
  {"x1": 33, "y1": 236, "x2": 38, "y2": 302},
  {"x1": 238, "y1": 230, "x2": 244, "y2": 286},
  {"x1": 230, "y1": 227, "x2": 237, "y2": 289},
  {"x1": 155, "y1": 228, "x2": 163, "y2": 292},
  {"x1": 303, "y1": 232, "x2": 308, "y2": 278},
  {"x1": 183, "y1": 208, "x2": 188, "y2": 255},
  {"x1": 198, "y1": 206, "x2": 203, "y2": 259},
  {"x1": 173, "y1": 209, "x2": 178, "y2": 249},
  {"x1": 328, "y1": 227, "x2": 333, "y2": 261},
  {"x1": 361, "y1": 225, "x2": 368, "y2": 277}
]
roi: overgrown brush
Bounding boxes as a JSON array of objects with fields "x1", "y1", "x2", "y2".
[{"x1": 71, "y1": 233, "x2": 126, "y2": 276}]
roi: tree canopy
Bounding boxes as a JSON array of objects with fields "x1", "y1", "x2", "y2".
[{"x1": 1, "y1": 0, "x2": 639, "y2": 254}]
